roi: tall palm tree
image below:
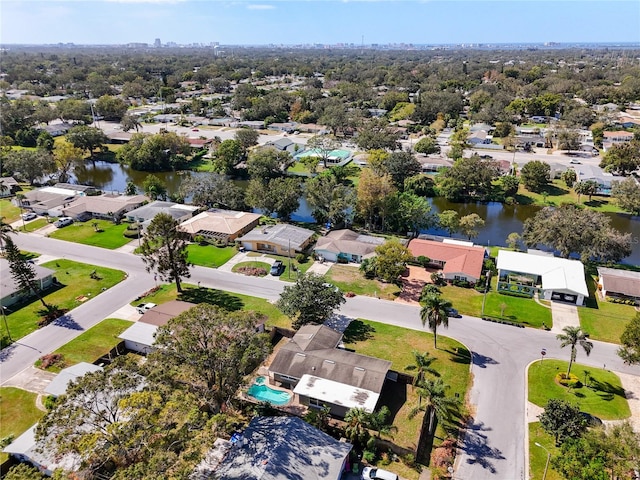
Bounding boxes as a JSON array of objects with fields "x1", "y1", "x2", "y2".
[
  {"x1": 405, "y1": 350, "x2": 440, "y2": 386},
  {"x1": 409, "y1": 378, "x2": 459, "y2": 435},
  {"x1": 557, "y1": 326, "x2": 594, "y2": 377},
  {"x1": 367, "y1": 405, "x2": 397, "y2": 439},
  {"x1": 343, "y1": 407, "x2": 370, "y2": 447},
  {"x1": 420, "y1": 293, "x2": 452, "y2": 349}
]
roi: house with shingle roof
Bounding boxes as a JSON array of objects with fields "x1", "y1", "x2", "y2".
[
  {"x1": 178, "y1": 209, "x2": 261, "y2": 242},
  {"x1": 597, "y1": 267, "x2": 640, "y2": 304},
  {"x1": 313, "y1": 229, "x2": 385, "y2": 263},
  {"x1": 62, "y1": 194, "x2": 148, "y2": 221},
  {"x1": 268, "y1": 324, "x2": 392, "y2": 417},
  {"x1": 1, "y1": 259, "x2": 55, "y2": 308},
  {"x1": 237, "y1": 223, "x2": 315, "y2": 255},
  {"x1": 125, "y1": 200, "x2": 199, "y2": 226},
  {"x1": 212, "y1": 416, "x2": 351, "y2": 480},
  {"x1": 408, "y1": 238, "x2": 486, "y2": 284}
]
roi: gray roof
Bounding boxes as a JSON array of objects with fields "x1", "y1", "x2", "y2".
[
  {"x1": 213, "y1": 416, "x2": 352, "y2": 480},
  {"x1": 269, "y1": 325, "x2": 391, "y2": 395},
  {"x1": 238, "y1": 224, "x2": 314, "y2": 251},
  {"x1": 0, "y1": 258, "x2": 55, "y2": 298},
  {"x1": 597, "y1": 266, "x2": 640, "y2": 298},
  {"x1": 126, "y1": 200, "x2": 199, "y2": 222},
  {"x1": 314, "y1": 229, "x2": 385, "y2": 256},
  {"x1": 44, "y1": 362, "x2": 103, "y2": 397}
]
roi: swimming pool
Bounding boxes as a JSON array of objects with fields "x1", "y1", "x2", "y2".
[{"x1": 247, "y1": 376, "x2": 292, "y2": 406}]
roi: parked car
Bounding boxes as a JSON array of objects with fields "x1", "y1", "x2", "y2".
[
  {"x1": 270, "y1": 260, "x2": 284, "y2": 276},
  {"x1": 21, "y1": 212, "x2": 37, "y2": 221},
  {"x1": 446, "y1": 307, "x2": 462, "y2": 318},
  {"x1": 54, "y1": 217, "x2": 73, "y2": 228},
  {"x1": 569, "y1": 159, "x2": 581, "y2": 164},
  {"x1": 136, "y1": 302, "x2": 157, "y2": 314},
  {"x1": 361, "y1": 467, "x2": 399, "y2": 480}
]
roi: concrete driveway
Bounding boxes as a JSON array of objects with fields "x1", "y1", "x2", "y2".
[{"x1": 550, "y1": 302, "x2": 580, "y2": 333}]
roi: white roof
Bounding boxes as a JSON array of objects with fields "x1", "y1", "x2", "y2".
[
  {"x1": 118, "y1": 322, "x2": 158, "y2": 348},
  {"x1": 496, "y1": 250, "x2": 588, "y2": 297},
  {"x1": 293, "y1": 374, "x2": 380, "y2": 413},
  {"x1": 45, "y1": 362, "x2": 103, "y2": 397}
]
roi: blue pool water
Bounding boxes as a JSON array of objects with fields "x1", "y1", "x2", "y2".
[{"x1": 247, "y1": 376, "x2": 292, "y2": 406}]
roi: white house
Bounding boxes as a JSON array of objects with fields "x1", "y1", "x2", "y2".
[{"x1": 496, "y1": 250, "x2": 589, "y2": 305}]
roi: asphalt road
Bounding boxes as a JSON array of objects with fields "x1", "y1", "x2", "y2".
[{"x1": 2, "y1": 234, "x2": 638, "y2": 480}]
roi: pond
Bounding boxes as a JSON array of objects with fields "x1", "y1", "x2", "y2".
[{"x1": 70, "y1": 161, "x2": 640, "y2": 264}]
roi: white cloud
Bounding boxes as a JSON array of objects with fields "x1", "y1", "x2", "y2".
[{"x1": 246, "y1": 4, "x2": 276, "y2": 9}]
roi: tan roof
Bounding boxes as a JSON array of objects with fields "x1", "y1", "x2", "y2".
[
  {"x1": 139, "y1": 300, "x2": 196, "y2": 327},
  {"x1": 178, "y1": 209, "x2": 261, "y2": 236},
  {"x1": 603, "y1": 131, "x2": 634, "y2": 138},
  {"x1": 408, "y1": 239, "x2": 485, "y2": 280},
  {"x1": 269, "y1": 325, "x2": 391, "y2": 395},
  {"x1": 598, "y1": 267, "x2": 640, "y2": 298},
  {"x1": 314, "y1": 229, "x2": 385, "y2": 256}
]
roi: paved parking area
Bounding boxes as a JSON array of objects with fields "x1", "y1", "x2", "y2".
[{"x1": 2, "y1": 366, "x2": 55, "y2": 393}]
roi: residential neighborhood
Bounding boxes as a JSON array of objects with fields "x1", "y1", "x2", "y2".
[{"x1": 1, "y1": 17, "x2": 640, "y2": 480}]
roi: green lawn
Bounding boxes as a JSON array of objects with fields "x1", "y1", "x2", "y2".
[
  {"x1": 0, "y1": 387, "x2": 44, "y2": 463},
  {"x1": 528, "y1": 360, "x2": 630, "y2": 420},
  {"x1": 4, "y1": 259, "x2": 126, "y2": 343},
  {"x1": 515, "y1": 180, "x2": 621, "y2": 213},
  {"x1": 186, "y1": 244, "x2": 237, "y2": 268},
  {"x1": 343, "y1": 319, "x2": 471, "y2": 455},
  {"x1": 18, "y1": 218, "x2": 49, "y2": 232},
  {"x1": 263, "y1": 253, "x2": 314, "y2": 282},
  {"x1": 41, "y1": 318, "x2": 134, "y2": 372},
  {"x1": 529, "y1": 422, "x2": 563, "y2": 480},
  {"x1": 232, "y1": 261, "x2": 271, "y2": 275},
  {"x1": 324, "y1": 264, "x2": 402, "y2": 299},
  {"x1": 48, "y1": 219, "x2": 131, "y2": 249},
  {"x1": 0, "y1": 199, "x2": 21, "y2": 223},
  {"x1": 440, "y1": 279, "x2": 552, "y2": 328},
  {"x1": 132, "y1": 283, "x2": 291, "y2": 328},
  {"x1": 578, "y1": 274, "x2": 635, "y2": 344}
]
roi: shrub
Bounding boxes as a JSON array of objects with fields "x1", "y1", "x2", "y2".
[
  {"x1": 236, "y1": 267, "x2": 267, "y2": 277},
  {"x1": 345, "y1": 292, "x2": 356, "y2": 298},
  {"x1": 402, "y1": 453, "x2": 416, "y2": 468},
  {"x1": 362, "y1": 450, "x2": 376, "y2": 464},
  {"x1": 556, "y1": 372, "x2": 582, "y2": 388},
  {"x1": 38, "y1": 353, "x2": 66, "y2": 370},
  {"x1": 296, "y1": 253, "x2": 308, "y2": 263},
  {"x1": 44, "y1": 395, "x2": 57, "y2": 410},
  {"x1": 452, "y1": 279, "x2": 471, "y2": 288}
]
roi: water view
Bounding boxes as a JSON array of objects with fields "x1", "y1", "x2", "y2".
[{"x1": 71, "y1": 161, "x2": 640, "y2": 265}]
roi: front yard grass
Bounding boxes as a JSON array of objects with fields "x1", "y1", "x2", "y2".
[
  {"x1": 529, "y1": 422, "x2": 563, "y2": 480},
  {"x1": 528, "y1": 360, "x2": 630, "y2": 420},
  {"x1": 324, "y1": 264, "x2": 401, "y2": 299},
  {"x1": 263, "y1": 253, "x2": 314, "y2": 282},
  {"x1": 0, "y1": 198, "x2": 22, "y2": 223},
  {"x1": 4, "y1": 259, "x2": 126, "y2": 342},
  {"x1": 343, "y1": 319, "x2": 471, "y2": 456},
  {"x1": 0, "y1": 387, "x2": 44, "y2": 463},
  {"x1": 48, "y1": 219, "x2": 130, "y2": 249},
  {"x1": 18, "y1": 218, "x2": 49, "y2": 232},
  {"x1": 439, "y1": 280, "x2": 552, "y2": 328},
  {"x1": 578, "y1": 274, "x2": 635, "y2": 344},
  {"x1": 132, "y1": 283, "x2": 291, "y2": 329},
  {"x1": 186, "y1": 244, "x2": 237, "y2": 268},
  {"x1": 40, "y1": 318, "x2": 133, "y2": 373}
]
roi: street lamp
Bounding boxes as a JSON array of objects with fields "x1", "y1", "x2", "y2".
[
  {"x1": 1, "y1": 306, "x2": 12, "y2": 344},
  {"x1": 481, "y1": 270, "x2": 492, "y2": 317},
  {"x1": 534, "y1": 442, "x2": 551, "y2": 480}
]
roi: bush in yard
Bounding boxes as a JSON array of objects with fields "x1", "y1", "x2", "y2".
[
  {"x1": 296, "y1": 253, "x2": 308, "y2": 263},
  {"x1": 38, "y1": 353, "x2": 66, "y2": 369},
  {"x1": 556, "y1": 372, "x2": 582, "y2": 388},
  {"x1": 37, "y1": 305, "x2": 67, "y2": 327},
  {"x1": 362, "y1": 449, "x2": 376, "y2": 464}
]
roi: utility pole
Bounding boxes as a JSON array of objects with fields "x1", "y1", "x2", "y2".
[
  {"x1": 2, "y1": 306, "x2": 12, "y2": 344},
  {"x1": 288, "y1": 239, "x2": 292, "y2": 280},
  {"x1": 481, "y1": 270, "x2": 492, "y2": 317}
]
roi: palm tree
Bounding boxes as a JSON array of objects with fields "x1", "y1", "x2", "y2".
[
  {"x1": 343, "y1": 407, "x2": 370, "y2": 446},
  {"x1": 556, "y1": 326, "x2": 593, "y2": 377},
  {"x1": 405, "y1": 350, "x2": 440, "y2": 386},
  {"x1": 409, "y1": 378, "x2": 459, "y2": 435},
  {"x1": 367, "y1": 405, "x2": 397, "y2": 439},
  {"x1": 0, "y1": 216, "x2": 15, "y2": 253},
  {"x1": 420, "y1": 293, "x2": 452, "y2": 349}
]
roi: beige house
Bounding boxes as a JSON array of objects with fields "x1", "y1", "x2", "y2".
[
  {"x1": 236, "y1": 223, "x2": 315, "y2": 255},
  {"x1": 178, "y1": 209, "x2": 261, "y2": 242},
  {"x1": 313, "y1": 229, "x2": 384, "y2": 263},
  {"x1": 62, "y1": 194, "x2": 148, "y2": 221}
]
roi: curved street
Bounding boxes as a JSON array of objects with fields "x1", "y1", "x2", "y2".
[{"x1": 2, "y1": 233, "x2": 638, "y2": 480}]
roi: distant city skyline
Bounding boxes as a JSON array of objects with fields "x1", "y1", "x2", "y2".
[{"x1": 1, "y1": 0, "x2": 639, "y2": 46}]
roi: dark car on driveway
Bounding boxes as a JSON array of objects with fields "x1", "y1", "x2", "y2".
[{"x1": 270, "y1": 260, "x2": 284, "y2": 276}]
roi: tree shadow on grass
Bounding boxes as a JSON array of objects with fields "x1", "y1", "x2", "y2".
[
  {"x1": 341, "y1": 320, "x2": 375, "y2": 344},
  {"x1": 444, "y1": 346, "x2": 472, "y2": 366},
  {"x1": 589, "y1": 378, "x2": 626, "y2": 399},
  {"x1": 179, "y1": 288, "x2": 244, "y2": 312}
]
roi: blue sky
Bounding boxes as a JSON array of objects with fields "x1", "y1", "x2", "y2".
[{"x1": 1, "y1": 0, "x2": 639, "y2": 45}]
